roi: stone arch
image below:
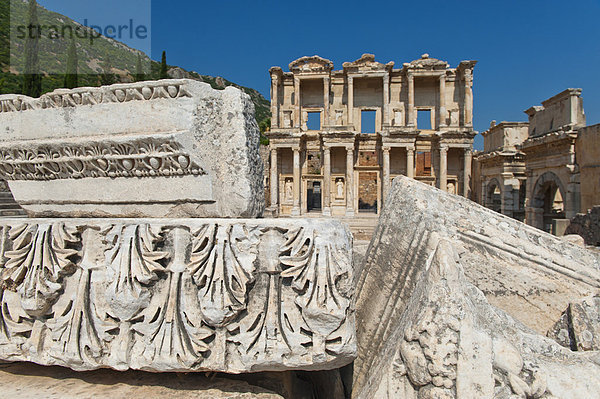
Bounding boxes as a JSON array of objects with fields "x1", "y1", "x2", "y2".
[
  {"x1": 485, "y1": 178, "x2": 502, "y2": 213},
  {"x1": 531, "y1": 171, "x2": 567, "y2": 233}
]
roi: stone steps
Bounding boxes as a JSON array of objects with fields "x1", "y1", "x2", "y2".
[{"x1": 0, "y1": 190, "x2": 26, "y2": 217}]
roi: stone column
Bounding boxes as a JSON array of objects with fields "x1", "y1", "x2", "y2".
[
  {"x1": 439, "y1": 145, "x2": 448, "y2": 191},
  {"x1": 463, "y1": 148, "x2": 472, "y2": 197},
  {"x1": 292, "y1": 147, "x2": 301, "y2": 216},
  {"x1": 407, "y1": 73, "x2": 415, "y2": 126},
  {"x1": 383, "y1": 72, "x2": 390, "y2": 127},
  {"x1": 270, "y1": 148, "x2": 278, "y2": 212},
  {"x1": 464, "y1": 69, "x2": 473, "y2": 127},
  {"x1": 271, "y1": 74, "x2": 279, "y2": 128},
  {"x1": 439, "y1": 74, "x2": 446, "y2": 128},
  {"x1": 382, "y1": 146, "x2": 391, "y2": 202},
  {"x1": 294, "y1": 76, "x2": 301, "y2": 128},
  {"x1": 323, "y1": 147, "x2": 331, "y2": 216},
  {"x1": 346, "y1": 147, "x2": 355, "y2": 217},
  {"x1": 347, "y1": 75, "x2": 354, "y2": 128},
  {"x1": 406, "y1": 147, "x2": 415, "y2": 179},
  {"x1": 323, "y1": 76, "x2": 330, "y2": 128}
]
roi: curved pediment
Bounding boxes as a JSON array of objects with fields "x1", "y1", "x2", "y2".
[
  {"x1": 343, "y1": 53, "x2": 394, "y2": 72},
  {"x1": 288, "y1": 55, "x2": 334, "y2": 73},
  {"x1": 404, "y1": 53, "x2": 448, "y2": 70}
]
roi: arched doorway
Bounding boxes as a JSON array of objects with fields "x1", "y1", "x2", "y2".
[
  {"x1": 485, "y1": 178, "x2": 502, "y2": 213},
  {"x1": 531, "y1": 172, "x2": 566, "y2": 233}
]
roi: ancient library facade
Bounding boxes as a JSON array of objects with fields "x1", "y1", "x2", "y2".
[{"x1": 266, "y1": 53, "x2": 477, "y2": 217}]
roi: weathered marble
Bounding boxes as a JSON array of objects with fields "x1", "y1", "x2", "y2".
[
  {"x1": 548, "y1": 295, "x2": 600, "y2": 352},
  {"x1": 353, "y1": 176, "x2": 600, "y2": 398},
  {"x1": 356, "y1": 236, "x2": 600, "y2": 399},
  {"x1": 0, "y1": 80, "x2": 264, "y2": 218},
  {"x1": 0, "y1": 218, "x2": 355, "y2": 373}
]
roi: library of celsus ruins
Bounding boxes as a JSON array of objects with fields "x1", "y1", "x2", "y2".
[{"x1": 266, "y1": 54, "x2": 477, "y2": 217}]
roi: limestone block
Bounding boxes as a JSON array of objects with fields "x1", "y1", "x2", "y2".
[
  {"x1": 353, "y1": 176, "x2": 600, "y2": 398},
  {"x1": 547, "y1": 296, "x2": 600, "y2": 351},
  {"x1": 354, "y1": 236, "x2": 600, "y2": 399},
  {"x1": 0, "y1": 79, "x2": 264, "y2": 218},
  {"x1": 0, "y1": 218, "x2": 355, "y2": 373}
]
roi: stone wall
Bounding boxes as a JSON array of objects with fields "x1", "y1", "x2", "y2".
[
  {"x1": 576, "y1": 123, "x2": 600, "y2": 212},
  {"x1": 566, "y1": 206, "x2": 600, "y2": 246}
]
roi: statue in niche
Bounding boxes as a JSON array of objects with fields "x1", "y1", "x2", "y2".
[
  {"x1": 285, "y1": 178, "x2": 293, "y2": 201},
  {"x1": 336, "y1": 178, "x2": 345, "y2": 199},
  {"x1": 447, "y1": 182, "x2": 456, "y2": 195}
]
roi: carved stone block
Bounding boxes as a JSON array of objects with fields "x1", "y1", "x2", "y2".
[
  {"x1": 0, "y1": 80, "x2": 264, "y2": 218},
  {"x1": 0, "y1": 218, "x2": 355, "y2": 373}
]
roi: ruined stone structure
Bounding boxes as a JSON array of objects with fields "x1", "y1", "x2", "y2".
[
  {"x1": 521, "y1": 89, "x2": 585, "y2": 234},
  {"x1": 473, "y1": 121, "x2": 529, "y2": 221},
  {"x1": 0, "y1": 80, "x2": 356, "y2": 375},
  {"x1": 576, "y1": 123, "x2": 600, "y2": 213},
  {"x1": 354, "y1": 176, "x2": 600, "y2": 398},
  {"x1": 266, "y1": 54, "x2": 477, "y2": 217},
  {"x1": 476, "y1": 89, "x2": 600, "y2": 236}
]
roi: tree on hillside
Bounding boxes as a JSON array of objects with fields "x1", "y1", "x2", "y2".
[
  {"x1": 63, "y1": 39, "x2": 78, "y2": 89},
  {"x1": 22, "y1": 0, "x2": 42, "y2": 97},
  {"x1": 100, "y1": 56, "x2": 117, "y2": 86},
  {"x1": 135, "y1": 54, "x2": 145, "y2": 82},
  {"x1": 259, "y1": 117, "x2": 271, "y2": 145},
  {"x1": 160, "y1": 51, "x2": 168, "y2": 79}
]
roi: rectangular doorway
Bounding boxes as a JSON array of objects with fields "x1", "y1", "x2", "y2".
[
  {"x1": 307, "y1": 180, "x2": 322, "y2": 212},
  {"x1": 358, "y1": 172, "x2": 378, "y2": 213}
]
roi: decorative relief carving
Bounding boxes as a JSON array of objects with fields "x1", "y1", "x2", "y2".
[
  {"x1": 0, "y1": 219, "x2": 355, "y2": 372},
  {"x1": 0, "y1": 138, "x2": 205, "y2": 181},
  {"x1": 0, "y1": 81, "x2": 192, "y2": 114}
]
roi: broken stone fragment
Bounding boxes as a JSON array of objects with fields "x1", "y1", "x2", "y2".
[
  {"x1": 0, "y1": 79, "x2": 264, "y2": 218},
  {"x1": 0, "y1": 217, "x2": 355, "y2": 374}
]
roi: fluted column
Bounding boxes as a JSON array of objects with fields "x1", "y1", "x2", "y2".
[
  {"x1": 292, "y1": 147, "x2": 301, "y2": 215},
  {"x1": 382, "y1": 146, "x2": 391, "y2": 202},
  {"x1": 346, "y1": 147, "x2": 354, "y2": 217},
  {"x1": 407, "y1": 73, "x2": 415, "y2": 126},
  {"x1": 271, "y1": 74, "x2": 279, "y2": 128},
  {"x1": 439, "y1": 74, "x2": 446, "y2": 128},
  {"x1": 463, "y1": 148, "x2": 472, "y2": 198},
  {"x1": 347, "y1": 76, "x2": 354, "y2": 129},
  {"x1": 406, "y1": 147, "x2": 415, "y2": 179},
  {"x1": 323, "y1": 147, "x2": 331, "y2": 216},
  {"x1": 270, "y1": 148, "x2": 278, "y2": 212},
  {"x1": 383, "y1": 72, "x2": 390, "y2": 127},
  {"x1": 323, "y1": 76, "x2": 330, "y2": 128},
  {"x1": 294, "y1": 76, "x2": 301, "y2": 128},
  {"x1": 439, "y1": 145, "x2": 448, "y2": 191}
]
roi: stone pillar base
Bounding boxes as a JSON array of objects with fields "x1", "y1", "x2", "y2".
[
  {"x1": 323, "y1": 207, "x2": 332, "y2": 216},
  {"x1": 291, "y1": 206, "x2": 300, "y2": 216}
]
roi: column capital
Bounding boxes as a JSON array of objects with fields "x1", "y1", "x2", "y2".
[
  {"x1": 272, "y1": 74, "x2": 279, "y2": 84},
  {"x1": 382, "y1": 146, "x2": 391, "y2": 152},
  {"x1": 347, "y1": 75, "x2": 353, "y2": 84},
  {"x1": 440, "y1": 144, "x2": 449, "y2": 153},
  {"x1": 323, "y1": 75, "x2": 330, "y2": 83}
]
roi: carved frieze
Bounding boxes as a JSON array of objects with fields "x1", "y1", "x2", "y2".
[
  {"x1": 0, "y1": 137, "x2": 205, "y2": 181},
  {"x1": 0, "y1": 218, "x2": 355, "y2": 373},
  {"x1": 0, "y1": 80, "x2": 191, "y2": 114}
]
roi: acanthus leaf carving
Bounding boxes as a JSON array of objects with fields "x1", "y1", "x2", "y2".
[
  {"x1": 280, "y1": 226, "x2": 352, "y2": 354},
  {"x1": 2, "y1": 222, "x2": 79, "y2": 317},
  {"x1": 104, "y1": 223, "x2": 168, "y2": 369},
  {"x1": 135, "y1": 227, "x2": 213, "y2": 369},
  {"x1": 188, "y1": 224, "x2": 260, "y2": 328}
]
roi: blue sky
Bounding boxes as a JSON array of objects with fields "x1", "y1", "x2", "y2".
[{"x1": 39, "y1": 0, "x2": 600, "y2": 150}]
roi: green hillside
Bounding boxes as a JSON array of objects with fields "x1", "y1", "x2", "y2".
[{"x1": 0, "y1": 0, "x2": 270, "y2": 125}]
